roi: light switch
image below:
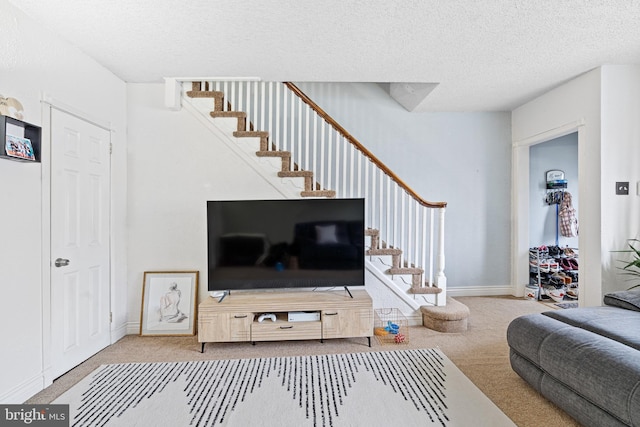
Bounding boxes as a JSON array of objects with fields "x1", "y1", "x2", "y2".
[{"x1": 616, "y1": 182, "x2": 629, "y2": 195}]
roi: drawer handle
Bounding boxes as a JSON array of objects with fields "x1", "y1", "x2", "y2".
[
  {"x1": 325, "y1": 312, "x2": 338, "y2": 316},
  {"x1": 234, "y1": 315, "x2": 248, "y2": 318},
  {"x1": 280, "y1": 326, "x2": 293, "y2": 329}
]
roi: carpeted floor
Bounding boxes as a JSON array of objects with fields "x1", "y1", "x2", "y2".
[{"x1": 27, "y1": 296, "x2": 581, "y2": 427}]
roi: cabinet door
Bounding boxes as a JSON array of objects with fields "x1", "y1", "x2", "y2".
[
  {"x1": 322, "y1": 308, "x2": 373, "y2": 339},
  {"x1": 199, "y1": 312, "x2": 252, "y2": 342}
]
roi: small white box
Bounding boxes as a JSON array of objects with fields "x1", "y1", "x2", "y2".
[
  {"x1": 288, "y1": 311, "x2": 320, "y2": 322},
  {"x1": 524, "y1": 285, "x2": 539, "y2": 301}
]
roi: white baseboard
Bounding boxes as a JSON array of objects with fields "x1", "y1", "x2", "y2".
[
  {"x1": 123, "y1": 288, "x2": 513, "y2": 336},
  {"x1": 126, "y1": 322, "x2": 141, "y2": 336},
  {"x1": 111, "y1": 322, "x2": 129, "y2": 343},
  {"x1": 0, "y1": 373, "x2": 44, "y2": 403},
  {"x1": 446, "y1": 285, "x2": 515, "y2": 297}
]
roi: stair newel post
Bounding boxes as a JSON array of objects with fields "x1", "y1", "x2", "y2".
[
  {"x1": 435, "y1": 207, "x2": 447, "y2": 306},
  {"x1": 428, "y1": 206, "x2": 435, "y2": 289}
]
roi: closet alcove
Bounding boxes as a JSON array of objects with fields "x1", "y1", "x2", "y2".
[{"x1": 528, "y1": 133, "x2": 579, "y2": 303}]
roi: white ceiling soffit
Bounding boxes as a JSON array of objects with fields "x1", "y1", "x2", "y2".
[
  {"x1": 6, "y1": 0, "x2": 640, "y2": 112},
  {"x1": 389, "y1": 83, "x2": 440, "y2": 112}
]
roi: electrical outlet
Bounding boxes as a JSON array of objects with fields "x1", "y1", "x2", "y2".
[{"x1": 616, "y1": 181, "x2": 629, "y2": 195}]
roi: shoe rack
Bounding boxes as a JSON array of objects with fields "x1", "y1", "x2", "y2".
[{"x1": 529, "y1": 246, "x2": 579, "y2": 302}]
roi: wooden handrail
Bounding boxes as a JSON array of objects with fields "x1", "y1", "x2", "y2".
[{"x1": 284, "y1": 82, "x2": 447, "y2": 209}]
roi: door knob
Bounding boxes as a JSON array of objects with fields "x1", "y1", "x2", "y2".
[{"x1": 54, "y1": 258, "x2": 70, "y2": 267}]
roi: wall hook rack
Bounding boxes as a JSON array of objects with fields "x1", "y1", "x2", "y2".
[{"x1": 545, "y1": 170, "x2": 567, "y2": 205}]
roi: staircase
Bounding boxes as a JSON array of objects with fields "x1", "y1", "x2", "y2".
[
  {"x1": 181, "y1": 79, "x2": 447, "y2": 306},
  {"x1": 187, "y1": 86, "x2": 335, "y2": 198}
]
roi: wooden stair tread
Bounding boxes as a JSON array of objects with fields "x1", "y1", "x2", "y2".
[
  {"x1": 210, "y1": 111, "x2": 246, "y2": 118},
  {"x1": 278, "y1": 171, "x2": 313, "y2": 178},
  {"x1": 187, "y1": 90, "x2": 224, "y2": 98},
  {"x1": 367, "y1": 248, "x2": 402, "y2": 256},
  {"x1": 300, "y1": 190, "x2": 336, "y2": 198},
  {"x1": 233, "y1": 130, "x2": 269, "y2": 138},
  {"x1": 256, "y1": 150, "x2": 290, "y2": 158},
  {"x1": 408, "y1": 286, "x2": 443, "y2": 294},
  {"x1": 386, "y1": 267, "x2": 423, "y2": 275}
]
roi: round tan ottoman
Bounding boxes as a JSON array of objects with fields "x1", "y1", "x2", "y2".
[{"x1": 420, "y1": 297, "x2": 470, "y2": 333}]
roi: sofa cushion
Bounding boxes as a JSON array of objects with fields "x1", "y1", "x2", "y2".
[
  {"x1": 508, "y1": 311, "x2": 640, "y2": 426},
  {"x1": 543, "y1": 306, "x2": 640, "y2": 351},
  {"x1": 604, "y1": 289, "x2": 640, "y2": 312},
  {"x1": 539, "y1": 328, "x2": 640, "y2": 427}
]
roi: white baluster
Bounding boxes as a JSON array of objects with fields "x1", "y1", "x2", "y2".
[
  {"x1": 238, "y1": 82, "x2": 244, "y2": 114},
  {"x1": 296, "y1": 98, "x2": 302, "y2": 170},
  {"x1": 230, "y1": 82, "x2": 236, "y2": 111},
  {"x1": 223, "y1": 81, "x2": 229, "y2": 111},
  {"x1": 275, "y1": 83, "x2": 281, "y2": 150},
  {"x1": 364, "y1": 159, "x2": 370, "y2": 226},
  {"x1": 349, "y1": 144, "x2": 355, "y2": 197},
  {"x1": 343, "y1": 136, "x2": 349, "y2": 197},
  {"x1": 428, "y1": 207, "x2": 434, "y2": 288},
  {"x1": 385, "y1": 175, "x2": 391, "y2": 251},
  {"x1": 319, "y1": 121, "x2": 326, "y2": 190},
  {"x1": 312, "y1": 112, "x2": 317, "y2": 180},
  {"x1": 400, "y1": 191, "x2": 406, "y2": 268},
  {"x1": 371, "y1": 167, "x2": 377, "y2": 229},
  {"x1": 436, "y1": 207, "x2": 447, "y2": 305},
  {"x1": 356, "y1": 150, "x2": 362, "y2": 198}
]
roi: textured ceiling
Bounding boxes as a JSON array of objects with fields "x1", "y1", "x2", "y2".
[{"x1": 7, "y1": 0, "x2": 640, "y2": 111}]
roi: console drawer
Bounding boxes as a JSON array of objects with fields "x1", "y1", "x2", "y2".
[{"x1": 251, "y1": 314, "x2": 321, "y2": 341}]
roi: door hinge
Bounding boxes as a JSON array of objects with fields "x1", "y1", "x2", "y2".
[
  {"x1": 109, "y1": 143, "x2": 113, "y2": 154},
  {"x1": 110, "y1": 312, "x2": 113, "y2": 323}
]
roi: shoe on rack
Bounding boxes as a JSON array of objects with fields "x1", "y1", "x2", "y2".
[
  {"x1": 547, "y1": 260, "x2": 560, "y2": 272},
  {"x1": 529, "y1": 260, "x2": 539, "y2": 273},
  {"x1": 550, "y1": 276, "x2": 566, "y2": 287},
  {"x1": 548, "y1": 246, "x2": 561, "y2": 257},
  {"x1": 559, "y1": 258, "x2": 573, "y2": 271},
  {"x1": 567, "y1": 258, "x2": 579, "y2": 270},
  {"x1": 548, "y1": 287, "x2": 566, "y2": 302},
  {"x1": 551, "y1": 272, "x2": 572, "y2": 285}
]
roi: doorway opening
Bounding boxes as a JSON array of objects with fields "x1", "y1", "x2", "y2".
[{"x1": 528, "y1": 133, "x2": 579, "y2": 306}]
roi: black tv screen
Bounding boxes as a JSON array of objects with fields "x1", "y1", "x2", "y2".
[{"x1": 207, "y1": 198, "x2": 365, "y2": 291}]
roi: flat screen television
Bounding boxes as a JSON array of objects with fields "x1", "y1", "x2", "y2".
[{"x1": 207, "y1": 198, "x2": 365, "y2": 292}]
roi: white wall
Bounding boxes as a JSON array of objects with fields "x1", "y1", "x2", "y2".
[
  {"x1": 600, "y1": 65, "x2": 640, "y2": 294},
  {"x1": 515, "y1": 65, "x2": 640, "y2": 303},
  {"x1": 513, "y1": 69, "x2": 601, "y2": 305},
  {"x1": 529, "y1": 133, "x2": 579, "y2": 249},
  {"x1": 0, "y1": 0, "x2": 127, "y2": 402},
  {"x1": 294, "y1": 82, "x2": 513, "y2": 295},
  {"x1": 126, "y1": 84, "x2": 289, "y2": 329},
  {"x1": 127, "y1": 84, "x2": 439, "y2": 327}
]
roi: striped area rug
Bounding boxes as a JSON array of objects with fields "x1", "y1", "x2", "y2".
[{"x1": 54, "y1": 348, "x2": 514, "y2": 427}]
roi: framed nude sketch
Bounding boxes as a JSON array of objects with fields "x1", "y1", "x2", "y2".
[{"x1": 140, "y1": 271, "x2": 199, "y2": 336}]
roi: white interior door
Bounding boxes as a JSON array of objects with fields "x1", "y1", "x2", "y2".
[{"x1": 50, "y1": 108, "x2": 111, "y2": 378}]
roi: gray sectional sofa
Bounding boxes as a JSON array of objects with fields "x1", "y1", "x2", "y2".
[{"x1": 507, "y1": 290, "x2": 640, "y2": 427}]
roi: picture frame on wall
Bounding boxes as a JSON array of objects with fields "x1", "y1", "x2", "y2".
[{"x1": 140, "y1": 271, "x2": 199, "y2": 336}]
